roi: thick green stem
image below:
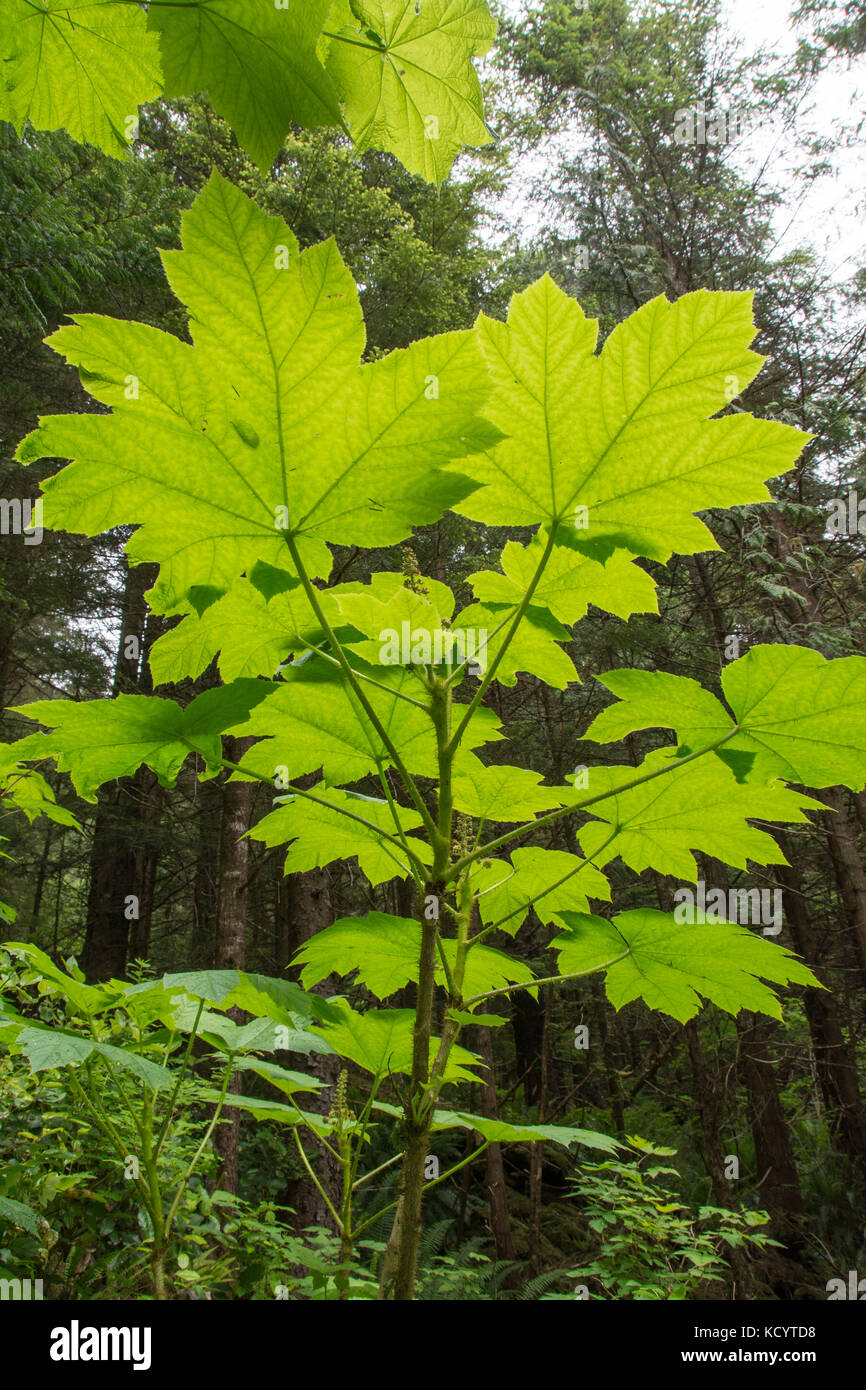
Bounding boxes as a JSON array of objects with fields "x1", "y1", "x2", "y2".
[
  {"x1": 283, "y1": 533, "x2": 439, "y2": 842},
  {"x1": 384, "y1": 681, "x2": 454, "y2": 1299}
]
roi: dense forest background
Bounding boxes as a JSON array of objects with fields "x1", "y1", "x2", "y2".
[{"x1": 2, "y1": 0, "x2": 866, "y2": 1300}]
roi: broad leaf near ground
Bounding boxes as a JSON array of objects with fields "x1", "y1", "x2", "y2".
[{"x1": 0, "y1": 1195, "x2": 41, "y2": 1236}]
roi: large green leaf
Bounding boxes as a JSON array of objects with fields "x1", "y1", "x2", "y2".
[
  {"x1": 310, "y1": 998, "x2": 480, "y2": 1080},
  {"x1": 324, "y1": 0, "x2": 496, "y2": 181},
  {"x1": 453, "y1": 601, "x2": 577, "y2": 689},
  {"x1": 0, "y1": 0, "x2": 162, "y2": 158},
  {"x1": 162, "y1": 969, "x2": 338, "y2": 1024},
  {"x1": 552, "y1": 909, "x2": 818, "y2": 1023},
  {"x1": 18, "y1": 174, "x2": 495, "y2": 617},
  {"x1": 586, "y1": 645, "x2": 866, "y2": 790},
  {"x1": 295, "y1": 911, "x2": 535, "y2": 1000},
  {"x1": 9, "y1": 1021, "x2": 173, "y2": 1090},
  {"x1": 373, "y1": 1100, "x2": 620, "y2": 1152},
  {"x1": 471, "y1": 847, "x2": 611, "y2": 935},
  {"x1": 450, "y1": 277, "x2": 808, "y2": 561},
  {"x1": 575, "y1": 750, "x2": 827, "y2": 881},
  {"x1": 149, "y1": 0, "x2": 342, "y2": 171},
  {"x1": 12, "y1": 681, "x2": 271, "y2": 800},
  {"x1": 469, "y1": 529, "x2": 659, "y2": 624},
  {"x1": 148, "y1": 575, "x2": 334, "y2": 685},
  {"x1": 249, "y1": 790, "x2": 430, "y2": 886},
  {"x1": 452, "y1": 761, "x2": 567, "y2": 823},
  {"x1": 229, "y1": 654, "x2": 503, "y2": 788},
  {"x1": 0, "y1": 0, "x2": 495, "y2": 180}
]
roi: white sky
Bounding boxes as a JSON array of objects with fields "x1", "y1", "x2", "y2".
[{"x1": 490, "y1": 0, "x2": 866, "y2": 288}]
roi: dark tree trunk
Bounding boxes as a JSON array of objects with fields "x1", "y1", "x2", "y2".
[
  {"x1": 80, "y1": 560, "x2": 157, "y2": 981},
  {"x1": 278, "y1": 867, "x2": 341, "y2": 1231},
  {"x1": 822, "y1": 788, "x2": 866, "y2": 989},
  {"x1": 475, "y1": 1023, "x2": 516, "y2": 1264},
  {"x1": 736, "y1": 1011, "x2": 803, "y2": 1215},
  {"x1": 776, "y1": 855, "x2": 866, "y2": 1181},
  {"x1": 212, "y1": 736, "x2": 255, "y2": 1195},
  {"x1": 685, "y1": 1019, "x2": 733, "y2": 1203}
]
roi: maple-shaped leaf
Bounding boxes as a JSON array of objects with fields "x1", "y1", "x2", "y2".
[
  {"x1": 586, "y1": 644, "x2": 866, "y2": 790},
  {"x1": 574, "y1": 750, "x2": 827, "y2": 881},
  {"x1": 451, "y1": 761, "x2": 566, "y2": 823},
  {"x1": 324, "y1": 0, "x2": 496, "y2": 182},
  {"x1": 249, "y1": 791, "x2": 430, "y2": 886},
  {"x1": 0, "y1": 745, "x2": 80, "y2": 830},
  {"x1": 469, "y1": 528, "x2": 659, "y2": 624},
  {"x1": 18, "y1": 174, "x2": 496, "y2": 617},
  {"x1": 453, "y1": 601, "x2": 577, "y2": 689},
  {"x1": 335, "y1": 575, "x2": 457, "y2": 669},
  {"x1": 372, "y1": 1100, "x2": 620, "y2": 1152},
  {"x1": 11, "y1": 681, "x2": 271, "y2": 800},
  {"x1": 148, "y1": 0, "x2": 342, "y2": 171},
  {"x1": 295, "y1": 911, "x2": 534, "y2": 1000},
  {"x1": 148, "y1": 574, "x2": 337, "y2": 685},
  {"x1": 449, "y1": 276, "x2": 808, "y2": 561},
  {"x1": 552, "y1": 909, "x2": 819, "y2": 1023},
  {"x1": 310, "y1": 997, "x2": 480, "y2": 1080},
  {"x1": 229, "y1": 654, "x2": 503, "y2": 788},
  {"x1": 471, "y1": 847, "x2": 611, "y2": 935},
  {"x1": 0, "y1": 0, "x2": 162, "y2": 158}
]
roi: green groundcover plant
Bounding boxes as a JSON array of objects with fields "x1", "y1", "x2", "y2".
[{"x1": 2, "y1": 5, "x2": 866, "y2": 1299}]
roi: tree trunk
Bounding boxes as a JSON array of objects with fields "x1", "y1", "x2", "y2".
[
  {"x1": 476, "y1": 1023, "x2": 516, "y2": 1264},
  {"x1": 211, "y1": 735, "x2": 254, "y2": 1195},
  {"x1": 278, "y1": 867, "x2": 341, "y2": 1231},
  {"x1": 736, "y1": 1011, "x2": 803, "y2": 1216},
  {"x1": 776, "y1": 855, "x2": 866, "y2": 1181},
  {"x1": 80, "y1": 560, "x2": 157, "y2": 981},
  {"x1": 822, "y1": 788, "x2": 866, "y2": 988}
]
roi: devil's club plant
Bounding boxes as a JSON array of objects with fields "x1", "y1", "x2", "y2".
[{"x1": 5, "y1": 173, "x2": 866, "y2": 1298}]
